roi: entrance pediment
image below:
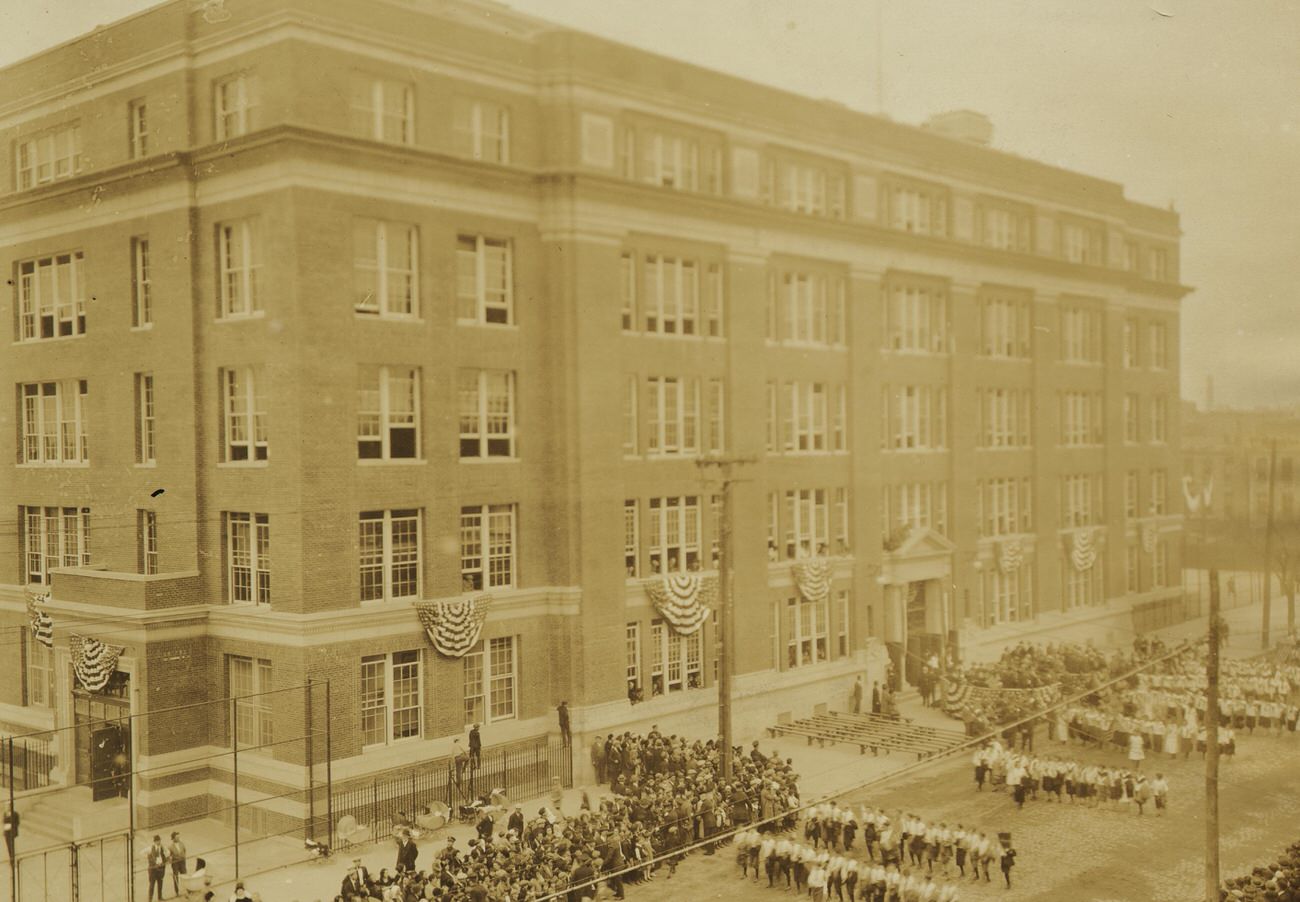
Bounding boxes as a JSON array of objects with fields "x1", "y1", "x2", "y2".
[{"x1": 881, "y1": 527, "x2": 954, "y2": 585}]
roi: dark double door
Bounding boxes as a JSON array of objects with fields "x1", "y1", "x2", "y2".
[{"x1": 74, "y1": 671, "x2": 131, "y2": 801}]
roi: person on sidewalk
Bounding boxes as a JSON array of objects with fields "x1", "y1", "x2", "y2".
[
  {"x1": 167, "y1": 832, "x2": 186, "y2": 896},
  {"x1": 851, "y1": 676, "x2": 864, "y2": 714},
  {"x1": 146, "y1": 835, "x2": 169, "y2": 902},
  {"x1": 591, "y1": 734, "x2": 606, "y2": 784}
]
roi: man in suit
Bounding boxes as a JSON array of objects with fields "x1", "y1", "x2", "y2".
[
  {"x1": 468, "y1": 723, "x2": 482, "y2": 770},
  {"x1": 340, "y1": 859, "x2": 380, "y2": 900},
  {"x1": 567, "y1": 853, "x2": 597, "y2": 902},
  {"x1": 146, "y1": 835, "x2": 169, "y2": 902},
  {"x1": 507, "y1": 804, "x2": 525, "y2": 837},
  {"x1": 557, "y1": 701, "x2": 571, "y2": 747},
  {"x1": 601, "y1": 832, "x2": 626, "y2": 900},
  {"x1": 395, "y1": 833, "x2": 418, "y2": 874}
]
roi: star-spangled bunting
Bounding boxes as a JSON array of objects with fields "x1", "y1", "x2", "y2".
[
  {"x1": 792, "y1": 560, "x2": 833, "y2": 605},
  {"x1": 26, "y1": 589, "x2": 54, "y2": 649},
  {"x1": 1141, "y1": 521, "x2": 1158, "y2": 555},
  {"x1": 70, "y1": 635, "x2": 125, "y2": 692},
  {"x1": 1071, "y1": 528, "x2": 1097, "y2": 572},
  {"x1": 415, "y1": 596, "x2": 492, "y2": 658},
  {"x1": 997, "y1": 539, "x2": 1023, "y2": 574},
  {"x1": 642, "y1": 574, "x2": 716, "y2": 636}
]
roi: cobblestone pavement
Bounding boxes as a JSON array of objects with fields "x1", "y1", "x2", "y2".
[{"x1": 623, "y1": 730, "x2": 1300, "y2": 902}]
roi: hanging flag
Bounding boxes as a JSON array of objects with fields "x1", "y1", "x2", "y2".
[
  {"x1": 1071, "y1": 528, "x2": 1097, "y2": 572},
  {"x1": 70, "y1": 635, "x2": 124, "y2": 692},
  {"x1": 642, "y1": 573, "x2": 716, "y2": 635},
  {"x1": 415, "y1": 595, "x2": 492, "y2": 658},
  {"x1": 997, "y1": 539, "x2": 1023, "y2": 574},
  {"x1": 26, "y1": 590, "x2": 54, "y2": 649},
  {"x1": 792, "y1": 559, "x2": 833, "y2": 604}
]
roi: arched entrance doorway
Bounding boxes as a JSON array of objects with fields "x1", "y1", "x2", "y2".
[{"x1": 73, "y1": 670, "x2": 131, "y2": 801}]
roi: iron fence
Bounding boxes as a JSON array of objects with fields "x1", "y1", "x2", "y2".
[
  {"x1": 331, "y1": 734, "x2": 571, "y2": 841},
  {"x1": 0, "y1": 736, "x2": 55, "y2": 792},
  {"x1": 0, "y1": 832, "x2": 129, "y2": 902}
]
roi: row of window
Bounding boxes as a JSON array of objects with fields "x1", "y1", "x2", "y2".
[
  {"x1": 765, "y1": 382, "x2": 850, "y2": 454},
  {"x1": 619, "y1": 376, "x2": 725, "y2": 458},
  {"x1": 620, "y1": 253, "x2": 724, "y2": 337}
]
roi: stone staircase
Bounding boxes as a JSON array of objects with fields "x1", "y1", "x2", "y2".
[{"x1": 9, "y1": 786, "x2": 129, "y2": 854}]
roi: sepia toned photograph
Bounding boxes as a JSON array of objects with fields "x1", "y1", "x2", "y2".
[{"x1": 0, "y1": 1, "x2": 1297, "y2": 900}]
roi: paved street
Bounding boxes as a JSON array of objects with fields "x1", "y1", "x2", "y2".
[{"x1": 623, "y1": 728, "x2": 1300, "y2": 902}]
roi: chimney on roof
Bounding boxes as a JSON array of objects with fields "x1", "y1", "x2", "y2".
[{"x1": 922, "y1": 110, "x2": 993, "y2": 146}]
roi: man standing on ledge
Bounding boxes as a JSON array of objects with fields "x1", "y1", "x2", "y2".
[{"x1": 557, "y1": 701, "x2": 571, "y2": 747}]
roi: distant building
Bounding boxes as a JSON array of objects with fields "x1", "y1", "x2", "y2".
[
  {"x1": 0, "y1": 0, "x2": 1187, "y2": 830},
  {"x1": 1184, "y1": 405, "x2": 1300, "y2": 525}
]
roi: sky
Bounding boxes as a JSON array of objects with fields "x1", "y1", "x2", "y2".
[{"x1": 2, "y1": 0, "x2": 1297, "y2": 410}]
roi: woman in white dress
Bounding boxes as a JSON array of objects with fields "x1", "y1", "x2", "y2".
[
  {"x1": 1162, "y1": 720, "x2": 1179, "y2": 758},
  {"x1": 1127, "y1": 732, "x2": 1146, "y2": 770}
]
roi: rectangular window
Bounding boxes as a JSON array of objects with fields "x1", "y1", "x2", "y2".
[
  {"x1": 776, "y1": 271, "x2": 845, "y2": 347},
  {"x1": 456, "y1": 235, "x2": 513, "y2": 325},
  {"x1": 228, "y1": 655, "x2": 273, "y2": 750},
  {"x1": 1060, "y1": 391, "x2": 1105, "y2": 446},
  {"x1": 1061, "y1": 474, "x2": 1104, "y2": 527},
  {"x1": 636, "y1": 129, "x2": 718, "y2": 193},
  {"x1": 975, "y1": 387, "x2": 1032, "y2": 449},
  {"x1": 886, "y1": 182, "x2": 948, "y2": 236},
  {"x1": 129, "y1": 100, "x2": 148, "y2": 158},
  {"x1": 642, "y1": 255, "x2": 699, "y2": 336},
  {"x1": 15, "y1": 123, "x2": 82, "y2": 190},
  {"x1": 20, "y1": 380, "x2": 87, "y2": 465},
  {"x1": 1149, "y1": 321, "x2": 1169, "y2": 369},
  {"x1": 458, "y1": 370, "x2": 515, "y2": 459},
  {"x1": 359, "y1": 509, "x2": 421, "y2": 602},
  {"x1": 1060, "y1": 221, "x2": 1104, "y2": 265},
  {"x1": 217, "y1": 220, "x2": 261, "y2": 317},
  {"x1": 463, "y1": 637, "x2": 516, "y2": 724},
  {"x1": 1126, "y1": 544, "x2": 1140, "y2": 594},
  {"x1": 884, "y1": 281, "x2": 948, "y2": 353},
  {"x1": 357, "y1": 366, "x2": 420, "y2": 460},
  {"x1": 977, "y1": 292, "x2": 1032, "y2": 359},
  {"x1": 832, "y1": 385, "x2": 848, "y2": 452},
  {"x1": 1062, "y1": 550, "x2": 1105, "y2": 609},
  {"x1": 214, "y1": 74, "x2": 258, "y2": 140},
  {"x1": 139, "y1": 510, "x2": 158, "y2": 575},
  {"x1": 622, "y1": 376, "x2": 638, "y2": 455},
  {"x1": 460, "y1": 504, "x2": 515, "y2": 591},
  {"x1": 833, "y1": 488, "x2": 850, "y2": 554},
  {"x1": 882, "y1": 483, "x2": 948, "y2": 538},
  {"x1": 625, "y1": 623, "x2": 641, "y2": 693},
  {"x1": 623, "y1": 500, "x2": 639, "y2": 578},
  {"x1": 703, "y1": 263, "x2": 724, "y2": 337},
  {"x1": 1150, "y1": 470, "x2": 1167, "y2": 516},
  {"x1": 353, "y1": 219, "x2": 418, "y2": 317},
  {"x1": 646, "y1": 496, "x2": 700, "y2": 574},
  {"x1": 705, "y1": 379, "x2": 725, "y2": 453},
  {"x1": 836, "y1": 590, "x2": 850, "y2": 657},
  {"x1": 977, "y1": 203, "x2": 1032, "y2": 252},
  {"x1": 620, "y1": 253, "x2": 636, "y2": 332},
  {"x1": 453, "y1": 97, "x2": 509, "y2": 163},
  {"x1": 360, "y1": 650, "x2": 422, "y2": 748},
  {"x1": 1125, "y1": 471, "x2": 1140, "y2": 521},
  {"x1": 349, "y1": 77, "x2": 414, "y2": 144},
  {"x1": 1153, "y1": 540, "x2": 1168, "y2": 587},
  {"x1": 774, "y1": 159, "x2": 845, "y2": 218},
  {"x1": 765, "y1": 382, "x2": 778, "y2": 454},
  {"x1": 1124, "y1": 394, "x2": 1140, "y2": 443},
  {"x1": 977, "y1": 477, "x2": 1033, "y2": 537},
  {"x1": 882, "y1": 384, "x2": 948, "y2": 451},
  {"x1": 219, "y1": 367, "x2": 267, "y2": 463},
  {"x1": 1060, "y1": 305, "x2": 1104, "y2": 363},
  {"x1": 225, "y1": 512, "x2": 270, "y2": 605},
  {"x1": 646, "y1": 376, "x2": 700, "y2": 455},
  {"x1": 133, "y1": 373, "x2": 156, "y2": 464},
  {"x1": 21, "y1": 505, "x2": 90, "y2": 585},
  {"x1": 131, "y1": 237, "x2": 152, "y2": 327},
  {"x1": 785, "y1": 596, "x2": 830, "y2": 668},
  {"x1": 648, "y1": 621, "x2": 703, "y2": 694},
  {"x1": 1148, "y1": 248, "x2": 1169, "y2": 282},
  {"x1": 24, "y1": 636, "x2": 54, "y2": 709},
  {"x1": 781, "y1": 488, "x2": 831, "y2": 559},
  {"x1": 1122, "y1": 317, "x2": 1140, "y2": 369},
  {"x1": 1150, "y1": 396, "x2": 1168, "y2": 444},
  {"x1": 15, "y1": 251, "x2": 86, "y2": 340}
]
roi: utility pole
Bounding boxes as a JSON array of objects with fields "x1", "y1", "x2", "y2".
[
  {"x1": 1262, "y1": 440, "x2": 1277, "y2": 650},
  {"x1": 1205, "y1": 572, "x2": 1221, "y2": 902},
  {"x1": 697, "y1": 454, "x2": 756, "y2": 782}
]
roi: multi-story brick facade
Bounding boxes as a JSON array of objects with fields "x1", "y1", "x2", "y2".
[{"x1": 0, "y1": 0, "x2": 1187, "y2": 829}]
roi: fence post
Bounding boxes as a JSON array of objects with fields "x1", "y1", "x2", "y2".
[{"x1": 371, "y1": 779, "x2": 377, "y2": 831}]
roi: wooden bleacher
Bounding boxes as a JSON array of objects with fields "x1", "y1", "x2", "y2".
[{"x1": 767, "y1": 710, "x2": 967, "y2": 760}]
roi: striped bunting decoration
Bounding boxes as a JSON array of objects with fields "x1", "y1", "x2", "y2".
[
  {"x1": 943, "y1": 679, "x2": 1061, "y2": 712},
  {"x1": 642, "y1": 573, "x2": 716, "y2": 636},
  {"x1": 1141, "y1": 521, "x2": 1158, "y2": 555},
  {"x1": 792, "y1": 559, "x2": 834, "y2": 605},
  {"x1": 26, "y1": 589, "x2": 54, "y2": 649},
  {"x1": 997, "y1": 539, "x2": 1023, "y2": 574},
  {"x1": 1071, "y1": 528, "x2": 1097, "y2": 572},
  {"x1": 416, "y1": 595, "x2": 492, "y2": 658},
  {"x1": 71, "y1": 635, "x2": 125, "y2": 692}
]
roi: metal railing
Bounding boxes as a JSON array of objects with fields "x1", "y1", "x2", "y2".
[{"x1": 0, "y1": 737, "x2": 55, "y2": 792}]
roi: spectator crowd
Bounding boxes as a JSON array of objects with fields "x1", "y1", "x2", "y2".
[{"x1": 1221, "y1": 839, "x2": 1300, "y2": 901}]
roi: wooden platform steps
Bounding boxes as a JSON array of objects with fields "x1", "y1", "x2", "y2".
[{"x1": 767, "y1": 710, "x2": 967, "y2": 760}]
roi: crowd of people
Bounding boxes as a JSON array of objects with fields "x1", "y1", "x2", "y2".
[
  {"x1": 329, "y1": 730, "x2": 800, "y2": 902},
  {"x1": 731, "y1": 799, "x2": 1018, "y2": 899},
  {"x1": 972, "y1": 739, "x2": 1171, "y2": 817},
  {"x1": 1221, "y1": 839, "x2": 1300, "y2": 901}
]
